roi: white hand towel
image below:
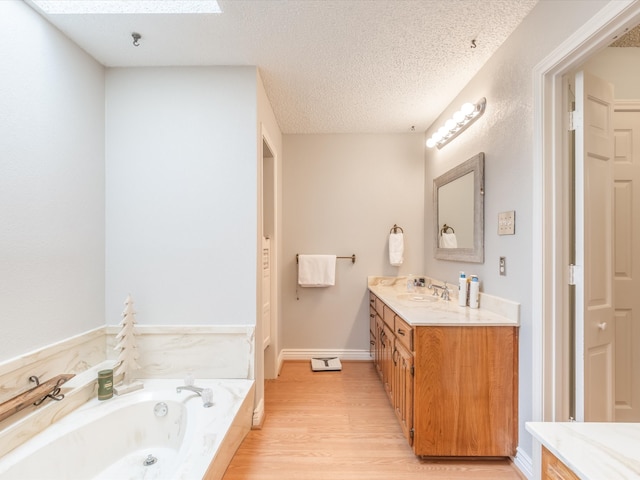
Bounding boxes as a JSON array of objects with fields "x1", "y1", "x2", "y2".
[
  {"x1": 389, "y1": 233, "x2": 404, "y2": 266},
  {"x1": 440, "y1": 233, "x2": 458, "y2": 248},
  {"x1": 298, "y1": 254, "x2": 336, "y2": 287}
]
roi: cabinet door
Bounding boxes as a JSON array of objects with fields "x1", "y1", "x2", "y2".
[
  {"x1": 369, "y1": 306, "x2": 376, "y2": 358},
  {"x1": 393, "y1": 339, "x2": 414, "y2": 445},
  {"x1": 374, "y1": 315, "x2": 384, "y2": 378},
  {"x1": 414, "y1": 326, "x2": 518, "y2": 456},
  {"x1": 382, "y1": 324, "x2": 394, "y2": 397}
]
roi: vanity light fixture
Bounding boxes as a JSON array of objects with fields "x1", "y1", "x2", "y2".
[{"x1": 426, "y1": 97, "x2": 486, "y2": 149}]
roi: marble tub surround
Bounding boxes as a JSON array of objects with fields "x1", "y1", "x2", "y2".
[
  {"x1": 0, "y1": 327, "x2": 106, "y2": 405},
  {"x1": 104, "y1": 324, "x2": 255, "y2": 380},
  {"x1": 0, "y1": 379, "x2": 255, "y2": 480},
  {"x1": 0, "y1": 324, "x2": 255, "y2": 459},
  {"x1": 526, "y1": 422, "x2": 640, "y2": 479},
  {"x1": 0, "y1": 360, "x2": 114, "y2": 459},
  {"x1": 368, "y1": 276, "x2": 519, "y2": 326}
]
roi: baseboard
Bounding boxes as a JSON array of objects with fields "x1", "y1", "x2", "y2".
[
  {"x1": 252, "y1": 397, "x2": 265, "y2": 429},
  {"x1": 280, "y1": 349, "x2": 372, "y2": 362},
  {"x1": 512, "y1": 446, "x2": 533, "y2": 479}
]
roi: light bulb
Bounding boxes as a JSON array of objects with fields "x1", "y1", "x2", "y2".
[
  {"x1": 438, "y1": 126, "x2": 448, "y2": 137},
  {"x1": 445, "y1": 119, "x2": 457, "y2": 131},
  {"x1": 426, "y1": 138, "x2": 436, "y2": 148},
  {"x1": 453, "y1": 111, "x2": 465, "y2": 124},
  {"x1": 461, "y1": 102, "x2": 475, "y2": 116},
  {"x1": 432, "y1": 132, "x2": 442, "y2": 142}
]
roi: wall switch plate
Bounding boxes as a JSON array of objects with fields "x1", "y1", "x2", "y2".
[
  {"x1": 499, "y1": 256, "x2": 506, "y2": 276},
  {"x1": 498, "y1": 211, "x2": 515, "y2": 235}
]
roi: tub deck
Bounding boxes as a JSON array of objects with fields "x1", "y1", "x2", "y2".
[{"x1": 0, "y1": 364, "x2": 254, "y2": 480}]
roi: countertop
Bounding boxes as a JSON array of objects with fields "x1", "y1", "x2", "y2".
[
  {"x1": 526, "y1": 422, "x2": 640, "y2": 479},
  {"x1": 368, "y1": 276, "x2": 519, "y2": 327}
]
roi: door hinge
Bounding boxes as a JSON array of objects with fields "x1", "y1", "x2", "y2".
[
  {"x1": 410, "y1": 428, "x2": 414, "y2": 438},
  {"x1": 568, "y1": 264, "x2": 577, "y2": 286},
  {"x1": 569, "y1": 110, "x2": 582, "y2": 131},
  {"x1": 410, "y1": 365, "x2": 415, "y2": 376}
]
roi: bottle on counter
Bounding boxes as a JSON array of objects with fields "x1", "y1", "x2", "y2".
[
  {"x1": 469, "y1": 275, "x2": 480, "y2": 309},
  {"x1": 458, "y1": 271, "x2": 467, "y2": 307},
  {"x1": 407, "y1": 274, "x2": 415, "y2": 292}
]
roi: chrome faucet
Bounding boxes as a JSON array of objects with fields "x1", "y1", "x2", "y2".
[
  {"x1": 176, "y1": 374, "x2": 213, "y2": 407},
  {"x1": 176, "y1": 385, "x2": 205, "y2": 396},
  {"x1": 428, "y1": 281, "x2": 450, "y2": 301}
]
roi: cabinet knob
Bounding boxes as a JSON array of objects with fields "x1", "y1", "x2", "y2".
[{"x1": 598, "y1": 322, "x2": 607, "y2": 331}]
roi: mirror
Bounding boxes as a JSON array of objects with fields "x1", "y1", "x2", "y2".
[{"x1": 433, "y1": 152, "x2": 484, "y2": 263}]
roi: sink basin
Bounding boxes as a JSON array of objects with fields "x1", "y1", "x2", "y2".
[{"x1": 397, "y1": 293, "x2": 439, "y2": 303}]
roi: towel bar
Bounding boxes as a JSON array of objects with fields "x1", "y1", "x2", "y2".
[
  {"x1": 296, "y1": 254, "x2": 356, "y2": 264},
  {"x1": 390, "y1": 224, "x2": 404, "y2": 234}
]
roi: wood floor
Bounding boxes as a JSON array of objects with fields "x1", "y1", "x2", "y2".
[{"x1": 222, "y1": 361, "x2": 525, "y2": 480}]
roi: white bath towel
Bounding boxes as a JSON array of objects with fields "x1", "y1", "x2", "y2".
[
  {"x1": 389, "y1": 233, "x2": 404, "y2": 266},
  {"x1": 297, "y1": 254, "x2": 336, "y2": 287},
  {"x1": 440, "y1": 233, "x2": 458, "y2": 248}
]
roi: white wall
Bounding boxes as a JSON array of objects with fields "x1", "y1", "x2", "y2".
[
  {"x1": 282, "y1": 134, "x2": 424, "y2": 352},
  {"x1": 0, "y1": 0, "x2": 105, "y2": 361},
  {"x1": 105, "y1": 67, "x2": 259, "y2": 327},
  {"x1": 423, "y1": 0, "x2": 610, "y2": 468}
]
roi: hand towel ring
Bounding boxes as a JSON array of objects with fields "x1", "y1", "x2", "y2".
[{"x1": 440, "y1": 224, "x2": 455, "y2": 235}]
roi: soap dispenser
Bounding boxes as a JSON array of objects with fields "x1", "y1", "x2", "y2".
[
  {"x1": 469, "y1": 275, "x2": 480, "y2": 309},
  {"x1": 458, "y1": 272, "x2": 467, "y2": 307}
]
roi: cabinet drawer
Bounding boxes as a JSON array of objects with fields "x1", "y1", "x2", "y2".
[
  {"x1": 375, "y1": 296, "x2": 385, "y2": 316},
  {"x1": 394, "y1": 315, "x2": 413, "y2": 352},
  {"x1": 383, "y1": 305, "x2": 395, "y2": 329}
]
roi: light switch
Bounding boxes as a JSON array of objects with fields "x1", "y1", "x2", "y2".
[{"x1": 498, "y1": 211, "x2": 515, "y2": 235}]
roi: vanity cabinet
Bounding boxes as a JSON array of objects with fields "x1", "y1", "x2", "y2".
[
  {"x1": 369, "y1": 291, "x2": 518, "y2": 457},
  {"x1": 541, "y1": 447, "x2": 580, "y2": 480}
]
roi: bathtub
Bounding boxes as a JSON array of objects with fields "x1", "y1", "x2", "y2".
[{"x1": 0, "y1": 378, "x2": 254, "y2": 480}]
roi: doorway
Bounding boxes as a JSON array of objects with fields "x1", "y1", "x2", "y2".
[
  {"x1": 261, "y1": 136, "x2": 279, "y2": 381},
  {"x1": 534, "y1": 2, "x2": 640, "y2": 426}
]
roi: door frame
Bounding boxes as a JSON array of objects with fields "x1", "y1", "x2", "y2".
[{"x1": 533, "y1": 0, "x2": 640, "y2": 425}]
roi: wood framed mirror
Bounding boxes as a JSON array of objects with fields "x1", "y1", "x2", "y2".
[{"x1": 433, "y1": 152, "x2": 484, "y2": 263}]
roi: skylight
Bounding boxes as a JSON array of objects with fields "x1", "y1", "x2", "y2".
[{"x1": 30, "y1": 0, "x2": 222, "y2": 15}]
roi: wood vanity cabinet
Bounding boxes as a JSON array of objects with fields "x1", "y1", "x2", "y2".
[
  {"x1": 541, "y1": 447, "x2": 580, "y2": 480},
  {"x1": 369, "y1": 292, "x2": 518, "y2": 457}
]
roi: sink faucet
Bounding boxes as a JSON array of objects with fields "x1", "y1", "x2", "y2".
[{"x1": 428, "y1": 281, "x2": 450, "y2": 301}]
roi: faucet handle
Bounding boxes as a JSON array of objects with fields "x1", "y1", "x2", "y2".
[
  {"x1": 184, "y1": 373, "x2": 195, "y2": 386},
  {"x1": 202, "y1": 388, "x2": 213, "y2": 408}
]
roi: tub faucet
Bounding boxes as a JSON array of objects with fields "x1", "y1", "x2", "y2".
[
  {"x1": 176, "y1": 374, "x2": 213, "y2": 407},
  {"x1": 176, "y1": 385, "x2": 205, "y2": 396}
]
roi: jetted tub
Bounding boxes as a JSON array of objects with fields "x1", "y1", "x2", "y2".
[{"x1": 0, "y1": 379, "x2": 254, "y2": 480}]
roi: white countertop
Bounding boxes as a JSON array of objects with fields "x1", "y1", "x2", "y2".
[
  {"x1": 368, "y1": 276, "x2": 519, "y2": 327},
  {"x1": 526, "y1": 422, "x2": 640, "y2": 479}
]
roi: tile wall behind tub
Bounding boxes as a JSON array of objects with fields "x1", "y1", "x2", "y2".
[
  {"x1": 0, "y1": 328, "x2": 106, "y2": 405},
  {"x1": 105, "y1": 325, "x2": 255, "y2": 380}
]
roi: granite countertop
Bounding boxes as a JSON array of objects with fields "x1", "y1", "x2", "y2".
[
  {"x1": 526, "y1": 422, "x2": 640, "y2": 479},
  {"x1": 368, "y1": 276, "x2": 519, "y2": 327}
]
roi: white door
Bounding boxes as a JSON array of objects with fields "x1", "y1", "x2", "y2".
[
  {"x1": 262, "y1": 236, "x2": 271, "y2": 349},
  {"x1": 613, "y1": 104, "x2": 640, "y2": 422},
  {"x1": 574, "y1": 70, "x2": 615, "y2": 422}
]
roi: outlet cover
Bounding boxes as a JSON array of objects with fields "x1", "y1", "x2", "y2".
[{"x1": 498, "y1": 211, "x2": 515, "y2": 235}]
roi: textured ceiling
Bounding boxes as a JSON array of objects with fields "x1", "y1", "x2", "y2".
[
  {"x1": 27, "y1": 0, "x2": 539, "y2": 134},
  {"x1": 611, "y1": 24, "x2": 640, "y2": 47}
]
